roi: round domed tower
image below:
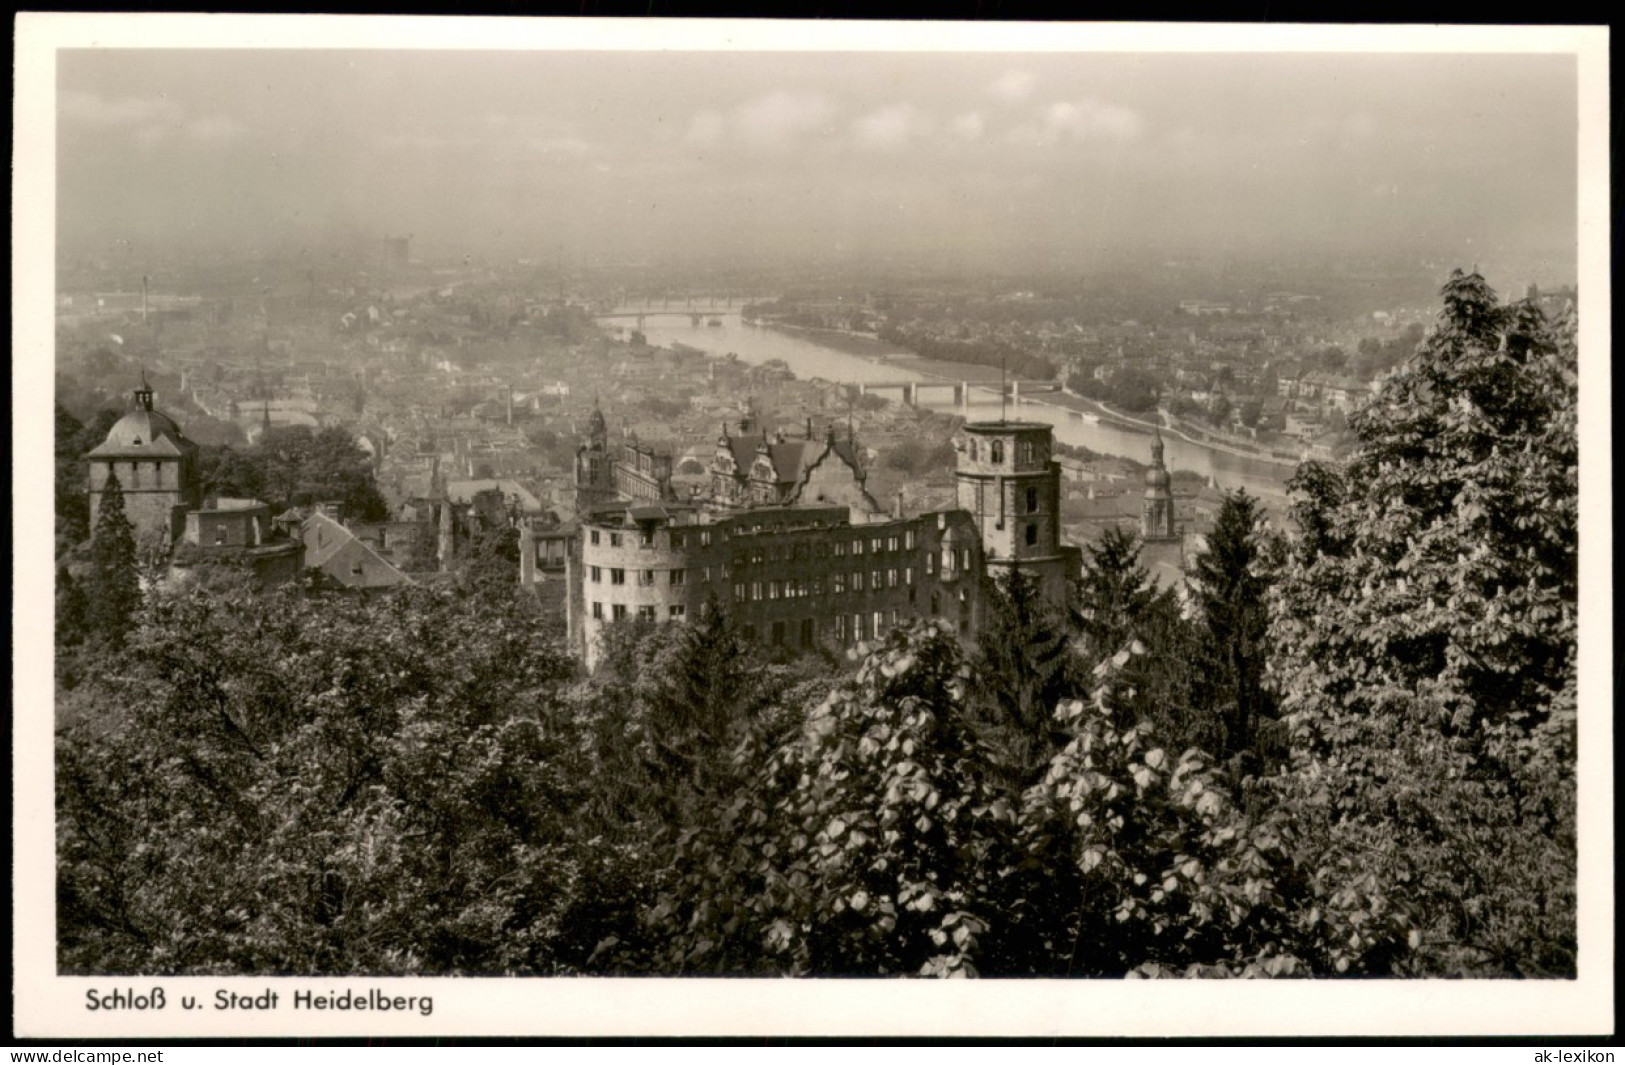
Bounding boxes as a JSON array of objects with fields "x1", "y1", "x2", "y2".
[{"x1": 85, "y1": 375, "x2": 200, "y2": 543}]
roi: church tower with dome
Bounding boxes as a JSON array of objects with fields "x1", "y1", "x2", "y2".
[
  {"x1": 86, "y1": 376, "x2": 201, "y2": 543},
  {"x1": 573, "y1": 400, "x2": 615, "y2": 511},
  {"x1": 1141, "y1": 430, "x2": 1179, "y2": 542}
]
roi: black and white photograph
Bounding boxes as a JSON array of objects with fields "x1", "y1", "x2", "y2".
[{"x1": 12, "y1": 15, "x2": 1612, "y2": 1039}]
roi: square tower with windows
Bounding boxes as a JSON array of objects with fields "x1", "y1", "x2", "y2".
[{"x1": 953, "y1": 420, "x2": 1079, "y2": 606}]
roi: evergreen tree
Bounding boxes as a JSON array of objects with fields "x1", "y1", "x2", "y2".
[
  {"x1": 55, "y1": 567, "x2": 90, "y2": 649},
  {"x1": 55, "y1": 404, "x2": 90, "y2": 549},
  {"x1": 87, "y1": 472, "x2": 141, "y2": 650},
  {"x1": 968, "y1": 569, "x2": 1081, "y2": 788},
  {"x1": 1187, "y1": 488, "x2": 1274, "y2": 764},
  {"x1": 1075, "y1": 525, "x2": 1154, "y2": 662}
]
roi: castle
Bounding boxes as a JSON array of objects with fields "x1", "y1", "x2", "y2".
[{"x1": 562, "y1": 405, "x2": 1093, "y2": 670}]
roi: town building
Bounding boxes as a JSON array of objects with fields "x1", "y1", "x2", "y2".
[
  {"x1": 302, "y1": 507, "x2": 416, "y2": 590},
  {"x1": 708, "y1": 414, "x2": 878, "y2": 513},
  {"x1": 173, "y1": 497, "x2": 305, "y2": 585}
]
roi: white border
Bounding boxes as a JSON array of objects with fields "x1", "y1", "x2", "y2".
[{"x1": 12, "y1": 14, "x2": 1613, "y2": 1038}]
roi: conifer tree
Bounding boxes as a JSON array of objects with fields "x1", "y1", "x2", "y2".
[
  {"x1": 1075, "y1": 524, "x2": 1154, "y2": 661},
  {"x1": 1188, "y1": 488, "x2": 1273, "y2": 763},
  {"x1": 55, "y1": 566, "x2": 90, "y2": 649},
  {"x1": 968, "y1": 569, "x2": 1080, "y2": 788},
  {"x1": 87, "y1": 471, "x2": 142, "y2": 649}
]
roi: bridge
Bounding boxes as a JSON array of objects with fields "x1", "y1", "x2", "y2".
[
  {"x1": 849, "y1": 379, "x2": 1061, "y2": 409},
  {"x1": 594, "y1": 307, "x2": 736, "y2": 321}
]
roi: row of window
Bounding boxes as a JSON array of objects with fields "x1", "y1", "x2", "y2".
[
  {"x1": 582, "y1": 544, "x2": 975, "y2": 589},
  {"x1": 584, "y1": 525, "x2": 923, "y2": 558},
  {"x1": 735, "y1": 598, "x2": 970, "y2": 649},
  {"x1": 967, "y1": 439, "x2": 1045, "y2": 465},
  {"x1": 730, "y1": 565, "x2": 918, "y2": 603},
  {"x1": 590, "y1": 602, "x2": 689, "y2": 621},
  {"x1": 102, "y1": 461, "x2": 170, "y2": 490},
  {"x1": 590, "y1": 592, "x2": 973, "y2": 648},
  {"x1": 734, "y1": 530, "x2": 920, "y2": 567},
  {"x1": 590, "y1": 565, "x2": 715, "y2": 586},
  {"x1": 587, "y1": 527, "x2": 731, "y2": 550}
]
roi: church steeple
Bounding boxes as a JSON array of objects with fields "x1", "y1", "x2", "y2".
[
  {"x1": 134, "y1": 371, "x2": 154, "y2": 412},
  {"x1": 1142, "y1": 429, "x2": 1177, "y2": 541}
]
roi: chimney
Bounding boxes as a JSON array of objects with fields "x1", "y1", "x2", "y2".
[
  {"x1": 518, "y1": 520, "x2": 536, "y2": 586},
  {"x1": 894, "y1": 490, "x2": 904, "y2": 519},
  {"x1": 318, "y1": 501, "x2": 344, "y2": 522}
]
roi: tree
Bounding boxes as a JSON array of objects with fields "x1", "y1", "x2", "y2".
[
  {"x1": 56, "y1": 582, "x2": 617, "y2": 975},
  {"x1": 1108, "y1": 368, "x2": 1160, "y2": 413},
  {"x1": 967, "y1": 570, "x2": 1083, "y2": 789},
  {"x1": 1238, "y1": 398, "x2": 1264, "y2": 430},
  {"x1": 631, "y1": 622, "x2": 1006, "y2": 976},
  {"x1": 56, "y1": 567, "x2": 90, "y2": 649},
  {"x1": 1075, "y1": 526, "x2": 1154, "y2": 663},
  {"x1": 85, "y1": 472, "x2": 141, "y2": 650},
  {"x1": 1187, "y1": 489, "x2": 1275, "y2": 765},
  {"x1": 55, "y1": 404, "x2": 91, "y2": 549},
  {"x1": 1267, "y1": 271, "x2": 1578, "y2": 976},
  {"x1": 253, "y1": 426, "x2": 388, "y2": 521},
  {"x1": 1073, "y1": 528, "x2": 1214, "y2": 756}
]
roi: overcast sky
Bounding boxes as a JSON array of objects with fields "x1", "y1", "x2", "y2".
[{"x1": 57, "y1": 48, "x2": 1578, "y2": 274}]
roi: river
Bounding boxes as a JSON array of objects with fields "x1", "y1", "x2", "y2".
[{"x1": 600, "y1": 309, "x2": 1295, "y2": 501}]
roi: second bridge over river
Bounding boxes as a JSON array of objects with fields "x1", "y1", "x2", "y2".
[{"x1": 850, "y1": 378, "x2": 1061, "y2": 409}]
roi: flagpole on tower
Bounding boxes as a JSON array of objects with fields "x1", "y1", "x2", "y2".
[{"x1": 1000, "y1": 353, "x2": 1008, "y2": 422}]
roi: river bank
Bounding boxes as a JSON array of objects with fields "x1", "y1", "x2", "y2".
[
  {"x1": 742, "y1": 321, "x2": 1301, "y2": 471},
  {"x1": 1027, "y1": 392, "x2": 1302, "y2": 469},
  {"x1": 620, "y1": 311, "x2": 1296, "y2": 499},
  {"x1": 752, "y1": 321, "x2": 908, "y2": 359}
]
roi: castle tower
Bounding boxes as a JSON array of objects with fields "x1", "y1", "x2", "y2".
[
  {"x1": 954, "y1": 420, "x2": 1076, "y2": 606},
  {"x1": 86, "y1": 376, "x2": 201, "y2": 544},
  {"x1": 1141, "y1": 430, "x2": 1178, "y2": 542}
]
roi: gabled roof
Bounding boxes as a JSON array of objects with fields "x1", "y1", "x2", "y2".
[{"x1": 302, "y1": 512, "x2": 415, "y2": 587}]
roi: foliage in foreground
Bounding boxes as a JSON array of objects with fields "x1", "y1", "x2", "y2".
[{"x1": 57, "y1": 582, "x2": 617, "y2": 975}]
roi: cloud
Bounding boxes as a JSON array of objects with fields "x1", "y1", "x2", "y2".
[
  {"x1": 989, "y1": 70, "x2": 1037, "y2": 104},
  {"x1": 731, "y1": 91, "x2": 837, "y2": 149},
  {"x1": 686, "y1": 110, "x2": 726, "y2": 146},
  {"x1": 522, "y1": 136, "x2": 592, "y2": 157},
  {"x1": 60, "y1": 90, "x2": 185, "y2": 128},
  {"x1": 62, "y1": 90, "x2": 247, "y2": 147},
  {"x1": 187, "y1": 115, "x2": 246, "y2": 142},
  {"x1": 950, "y1": 111, "x2": 986, "y2": 141},
  {"x1": 1008, "y1": 99, "x2": 1145, "y2": 146},
  {"x1": 851, "y1": 103, "x2": 932, "y2": 151}
]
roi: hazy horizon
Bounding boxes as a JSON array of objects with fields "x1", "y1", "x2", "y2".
[{"x1": 58, "y1": 48, "x2": 1579, "y2": 281}]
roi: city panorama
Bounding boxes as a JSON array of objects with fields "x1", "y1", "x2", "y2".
[{"x1": 37, "y1": 31, "x2": 1589, "y2": 1002}]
